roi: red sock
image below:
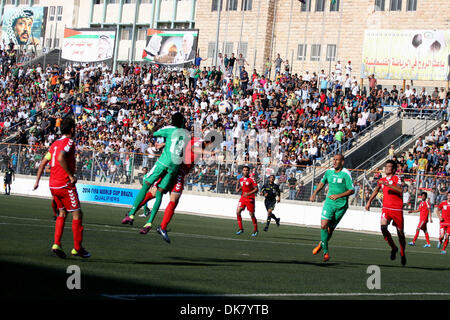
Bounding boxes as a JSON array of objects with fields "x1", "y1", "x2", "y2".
[
  {"x1": 72, "y1": 219, "x2": 83, "y2": 251},
  {"x1": 237, "y1": 215, "x2": 243, "y2": 230},
  {"x1": 52, "y1": 200, "x2": 58, "y2": 217},
  {"x1": 138, "y1": 192, "x2": 155, "y2": 208},
  {"x1": 251, "y1": 216, "x2": 258, "y2": 232},
  {"x1": 413, "y1": 229, "x2": 420, "y2": 243},
  {"x1": 443, "y1": 238, "x2": 449, "y2": 251},
  {"x1": 161, "y1": 201, "x2": 176, "y2": 230},
  {"x1": 425, "y1": 233, "x2": 430, "y2": 245},
  {"x1": 54, "y1": 217, "x2": 65, "y2": 246}
]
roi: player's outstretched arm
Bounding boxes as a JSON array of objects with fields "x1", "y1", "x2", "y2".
[
  {"x1": 34, "y1": 157, "x2": 50, "y2": 190},
  {"x1": 436, "y1": 207, "x2": 443, "y2": 222},
  {"x1": 365, "y1": 185, "x2": 380, "y2": 211},
  {"x1": 310, "y1": 182, "x2": 325, "y2": 202}
]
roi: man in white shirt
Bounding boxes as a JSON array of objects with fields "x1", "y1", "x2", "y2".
[{"x1": 345, "y1": 61, "x2": 352, "y2": 76}]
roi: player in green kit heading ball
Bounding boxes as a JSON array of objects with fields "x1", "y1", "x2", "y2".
[
  {"x1": 310, "y1": 154, "x2": 354, "y2": 262},
  {"x1": 122, "y1": 112, "x2": 188, "y2": 225}
]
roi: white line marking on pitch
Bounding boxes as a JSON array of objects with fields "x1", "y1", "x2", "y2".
[
  {"x1": 0, "y1": 216, "x2": 444, "y2": 256},
  {"x1": 101, "y1": 292, "x2": 450, "y2": 300}
]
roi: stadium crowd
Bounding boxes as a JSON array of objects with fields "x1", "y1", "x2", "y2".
[{"x1": 1, "y1": 42, "x2": 449, "y2": 202}]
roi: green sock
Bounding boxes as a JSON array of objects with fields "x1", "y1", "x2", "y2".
[
  {"x1": 129, "y1": 183, "x2": 150, "y2": 216},
  {"x1": 146, "y1": 190, "x2": 163, "y2": 224},
  {"x1": 321, "y1": 228, "x2": 330, "y2": 254}
]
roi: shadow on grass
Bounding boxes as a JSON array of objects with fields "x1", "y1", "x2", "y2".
[
  {"x1": 0, "y1": 260, "x2": 237, "y2": 301},
  {"x1": 169, "y1": 256, "x2": 341, "y2": 268}
]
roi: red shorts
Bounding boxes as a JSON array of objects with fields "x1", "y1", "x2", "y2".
[
  {"x1": 440, "y1": 222, "x2": 450, "y2": 234},
  {"x1": 417, "y1": 220, "x2": 428, "y2": 230},
  {"x1": 381, "y1": 208, "x2": 404, "y2": 230},
  {"x1": 50, "y1": 184, "x2": 81, "y2": 212},
  {"x1": 238, "y1": 197, "x2": 255, "y2": 213}
]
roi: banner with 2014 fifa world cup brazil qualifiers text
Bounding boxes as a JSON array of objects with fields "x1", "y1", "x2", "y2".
[
  {"x1": 361, "y1": 29, "x2": 450, "y2": 81},
  {"x1": 77, "y1": 184, "x2": 140, "y2": 206}
]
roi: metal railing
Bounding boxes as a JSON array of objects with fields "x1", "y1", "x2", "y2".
[{"x1": 1, "y1": 142, "x2": 448, "y2": 211}]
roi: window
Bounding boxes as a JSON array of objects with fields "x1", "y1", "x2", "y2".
[
  {"x1": 330, "y1": 0, "x2": 340, "y2": 11},
  {"x1": 207, "y1": 42, "x2": 216, "y2": 59},
  {"x1": 300, "y1": 0, "x2": 311, "y2": 12},
  {"x1": 141, "y1": 0, "x2": 153, "y2": 3},
  {"x1": 238, "y1": 42, "x2": 248, "y2": 58},
  {"x1": 54, "y1": 39, "x2": 60, "y2": 48},
  {"x1": 226, "y1": 0, "x2": 237, "y2": 11},
  {"x1": 124, "y1": 0, "x2": 136, "y2": 3},
  {"x1": 19, "y1": 0, "x2": 28, "y2": 4},
  {"x1": 156, "y1": 22, "x2": 170, "y2": 29},
  {"x1": 211, "y1": 0, "x2": 223, "y2": 11},
  {"x1": 311, "y1": 44, "x2": 321, "y2": 61},
  {"x1": 94, "y1": 0, "x2": 104, "y2": 4},
  {"x1": 49, "y1": 6, "x2": 55, "y2": 21},
  {"x1": 297, "y1": 44, "x2": 307, "y2": 60},
  {"x1": 241, "y1": 0, "x2": 252, "y2": 11},
  {"x1": 315, "y1": 0, "x2": 325, "y2": 12},
  {"x1": 46, "y1": 38, "x2": 52, "y2": 48},
  {"x1": 375, "y1": 0, "x2": 385, "y2": 11},
  {"x1": 109, "y1": 0, "x2": 119, "y2": 4},
  {"x1": 326, "y1": 44, "x2": 336, "y2": 61},
  {"x1": 5, "y1": 0, "x2": 14, "y2": 4},
  {"x1": 137, "y1": 28, "x2": 147, "y2": 41},
  {"x1": 223, "y1": 42, "x2": 233, "y2": 56},
  {"x1": 390, "y1": 0, "x2": 402, "y2": 11},
  {"x1": 174, "y1": 22, "x2": 190, "y2": 29},
  {"x1": 121, "y1": 27, "x2": 132, "y2": 40},
  {"x1": 57, "y1": 6, "x2": 63, "y2": 21},
  {"x1": 406, "y1": 0, "x2": 417, "y2": 11}
]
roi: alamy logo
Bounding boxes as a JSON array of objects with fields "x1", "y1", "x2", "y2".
[
  {"x1": 66, "y1": 265, "x2": 81, "y2": 290},
  {"x1": 366, "y1": 265, "x2": 381, "y2": 290}
]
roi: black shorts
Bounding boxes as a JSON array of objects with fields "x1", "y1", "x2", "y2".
[
  {"x1": 4, "y1": 179, "x2": 11, "y2": 185},
  {"x1": 265, "y1": 199, "x2": 276, "y2": 211}
]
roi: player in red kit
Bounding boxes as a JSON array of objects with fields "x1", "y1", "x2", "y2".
[
  {"x1": 436, "y1": 192, "x2": 450, "y2": 254},
  {"x1": 34, "y1": 118, "x2": 90, "y2": 259},
  {"x1": 235, "y1": 166, "x2": 259, "y2": 237},
  {"x1": 408, "y1": 192, "x2": 432, "y2": 247},
  {"x1": 366, "y1": 160, "x2": 406, "y2": 266}
]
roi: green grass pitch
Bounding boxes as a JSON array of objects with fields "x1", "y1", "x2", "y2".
[{"x1": 1, "y1": 195, "x2": 449, "y2": 300}]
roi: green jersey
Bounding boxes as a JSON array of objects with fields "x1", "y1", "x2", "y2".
[
  {"x1": 321, "y1": 168, "x2": 354, "y2": 208},
  {"x1": 153, "y1": 126, "x2": 187, "y2": 173}
]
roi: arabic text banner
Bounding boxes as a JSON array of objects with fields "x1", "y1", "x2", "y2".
[
  {"x1": 361, "y1": 29, "x2": 450, "y2": 81},
  {"x1": 142, "y1": 29, "x2": 199, "y2": 66},
  {"x1": 62, "y1": 28, "x2": 116, "y2": 63}
]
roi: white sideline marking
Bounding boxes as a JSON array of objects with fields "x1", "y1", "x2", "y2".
[
  {"x1": 101, "y1": 292, "x2": 450, "y2": 300},
  {"x1": 0, "y1": 215, "x2": 445, "y2": 256}
]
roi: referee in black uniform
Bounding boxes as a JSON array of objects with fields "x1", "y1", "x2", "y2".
[
  {"x1": 260, "y1": 175, "x2": 281, "y2": 232},
  {"x1": 4, "y1": 163, "x2": 15, "y2": 195}
]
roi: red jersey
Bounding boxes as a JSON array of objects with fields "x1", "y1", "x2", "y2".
[
  {"x1": 379, "y1": 175, "x2": 403, "y2": 211},
  {"x1": 47, "y1": 136, "x2": 76, "y2": 189},
  {"x1": 438, "y1": 201, "x2": 450, "y2": 223},
  {"x1": 418, "y1": 200, "x2": 430, "y2": 221},
  {"x1": 239, "y1": 176, "x2": 257, "y2": 199},
  {"x1": 179, "y1": 137, "x2": 202, "y2": 175}
]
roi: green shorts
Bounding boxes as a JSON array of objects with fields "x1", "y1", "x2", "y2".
[
  {"x1": 321, "y1": 202, "x2": 348, "y2": 228},
  {"x1": 143, "y1": 162, "x2": 178, "y2": 191}
]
